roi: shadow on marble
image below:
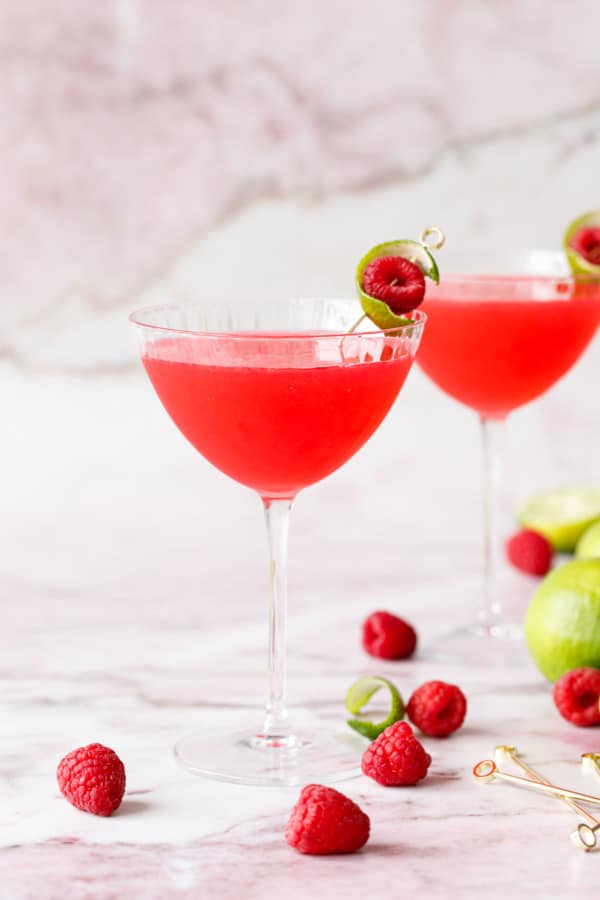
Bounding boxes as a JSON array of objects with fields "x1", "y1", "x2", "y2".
[{"x1": 113, "y1": 799, "x2": 154, "y2": 817}]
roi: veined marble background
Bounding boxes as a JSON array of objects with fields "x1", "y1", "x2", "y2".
[
  {"x1": 2, "y1": 0, "x2": 600, "y2": 370},
  {"x1": 2, "y1": 3, "x2": 600, "y2": 897}
]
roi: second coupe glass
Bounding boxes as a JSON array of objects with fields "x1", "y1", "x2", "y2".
[{"x1": 418, "y1": 252, "x2": 600, "y2": 638}]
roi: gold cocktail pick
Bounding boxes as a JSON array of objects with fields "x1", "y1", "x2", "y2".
[
  {"x1": 495, "y1": 745, "x2": 600, "y2": 852},
  {"x1": 419, "y1": 226, "x2": 446, "y2": 251},
  {"x1": 473, "y1": 758, "x2": 600, "y2": 806},
  {"x1": 582, "y1": 753, "x2": 600, "y2": 779}
]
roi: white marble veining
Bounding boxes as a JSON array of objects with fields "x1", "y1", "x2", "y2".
[{"x1": 2, "y1": 1, "x2": 600, "y2": 370}]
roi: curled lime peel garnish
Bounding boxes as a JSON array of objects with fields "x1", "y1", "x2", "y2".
[
  {"x1": 345, "y1": 675, "x2": 404, "y2": 740},
  {"x1": 563, "y1": 210, "x2": 600, "y2": 278},
  {"x1": 356, "y1": 293, "x2": 414, "y2": 332},
  {"x1": 353, "y1": 229, "x2": 444, "y2": 331}
]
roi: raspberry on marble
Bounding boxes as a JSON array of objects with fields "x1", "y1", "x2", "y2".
[
  {"x1": 361, "y1": 721, "x2": 431, "y2": 786},
  {"x1": 57, "y1": 743, "x2": 126, "y2": 817},
  {"x1": 285, "y1": 784, "x2": 370, "y2": 855},
  {"x1": 362, "y1": 610, "x2": 417, "y2": 660},
  {"x1": 506, "y1": 529, "x2": 553, "y2": 576},
  {"x1": 407, "y1": 680, "x2": 467, "y2": 737},
  {"x1": 553, "y1": 667, "x2": 600, "y2": 727}
]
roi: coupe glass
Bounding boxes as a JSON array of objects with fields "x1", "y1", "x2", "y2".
[
  {"x1": 417, "y1": 252, "x2": 600, "y2": 640},
  {"x1": 130, "y1": 298, "x2": 425, "y2": 786}
]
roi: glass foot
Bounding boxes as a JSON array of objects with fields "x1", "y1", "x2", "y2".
[
  {"x1": 468, "y1": 618, "x2": 523, "y2": 640},
  {"x1": 174, "y1": 725, "x2": 366, "y2": 787},
  {"x1": 426, "y1": 618, "x2": 526, "y2": 666}
]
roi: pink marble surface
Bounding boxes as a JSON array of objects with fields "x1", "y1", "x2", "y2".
[{"x1": 2, "y1": 364, "x2": 600, "y2": 899}]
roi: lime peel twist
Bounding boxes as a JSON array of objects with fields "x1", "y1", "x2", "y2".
[
  {"x1": 352, "y1": 226, "x2": 445, "y2": 332},
  {"x1": 345, "y1": 675, "x2": 404, "y2": 740}
]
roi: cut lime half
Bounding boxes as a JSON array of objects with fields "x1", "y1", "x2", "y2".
[
  {"x1": 517, "y1": 486, "x2": 600, "y2": 553},
  {"x1": 576, "y1": 520, "x2": 600, "y2": 560},
  {"x1": 563, "y1": 210, "x2": 600, "y2": 277}
]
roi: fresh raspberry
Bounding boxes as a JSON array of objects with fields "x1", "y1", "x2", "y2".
[
  {"x1": 407, "y1": 680, "x2": 467, "y2": 737},
  {"x1": 506, "y1": 529, "x2": 553, "y2": 576},
  {"x1": 569, "y1": 226, "x2": 600, "y2": 265},
  {"x1": 553, "y1": 667, "x2": 600, "y2": 727},
  {"x1": 361, "y1": 256, "x2": 426, "y2": 314},
  {"x1": 285, "y1": 784, "x2": 370, "y2": 855},
  {"x1": 361, "y1": 721, "x2": 431, "y2": 786},
  {"x1": 57, "y1": 743, "x2": 126, "y2": 816},
  {"x1": 362, "y1": 610, "x2": 417, "y2": 660}
]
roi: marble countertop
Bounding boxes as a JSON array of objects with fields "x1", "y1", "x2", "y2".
[{"x1": 2, "y1": 365, "x2": 600, "y2": 899}]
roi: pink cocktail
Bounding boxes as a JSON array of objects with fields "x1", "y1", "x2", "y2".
[
  {"x1": 143, "y1": 335, "x2": 413, "y2": 498},
  {"x1": 131, "y1": 299, "x2": 425, "y2": 785},
  {"x1": 417, "y1": 262, "x2": 600, "y2": 638},
  {"x1": 419, "y1": 276, "x2": 600, "y2": 420}
]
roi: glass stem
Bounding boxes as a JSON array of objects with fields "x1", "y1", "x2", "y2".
[
  {"x1": 260, "y1": 498, "x2": 293, "y2": 742},
  {"x1": 479, "y1": 416, "x2": 506, "y2": 633}
]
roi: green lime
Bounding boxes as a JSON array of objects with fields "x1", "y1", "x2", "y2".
[
  {"x1": 345, "y1": 675, "x2": 404, "y2": 740},
  {"x1": 524, "y1": 559, "x2": 600, "y2": 682},
  {"x1": 563, "y1": 210, "x2": 600, "y2": 277},
  {"x1": 517, "y1": 486, "x2": 600, "y2": 553},
  {"x1": 355, "y1": 239, "x2": 440, "y2": 330},
  {"x1": 576, "y1": 520, "x2": 600, "y2": 559}
]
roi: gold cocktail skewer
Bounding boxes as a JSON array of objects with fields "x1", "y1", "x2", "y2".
[
  {"x1": 582, "y1": 753, "x2": 600, "y2": 779},
  {"x1": 473, "y1": 758, "x2": 600, "y2": 807},
  {"x1": 495, "y1": 745, "x2": 600, "y2": 851}
]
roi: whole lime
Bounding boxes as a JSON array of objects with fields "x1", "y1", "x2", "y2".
[
  {"x1": 576, "y1": 520, "x2": 600, "y2": 559},
  {"x1": 524, "y1": 559, "x2": 600, "y2": 682}
]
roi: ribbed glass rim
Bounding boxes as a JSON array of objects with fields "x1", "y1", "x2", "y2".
[
  {"x1": 432, "y1": 272, "x2": 600, "y2": 287},
  {"x1": 432, "y1": 249, "x2": 600, "y2": 285},
  {"x1": 128, "y1": 300, "x2": 427, "y2": 340}
]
